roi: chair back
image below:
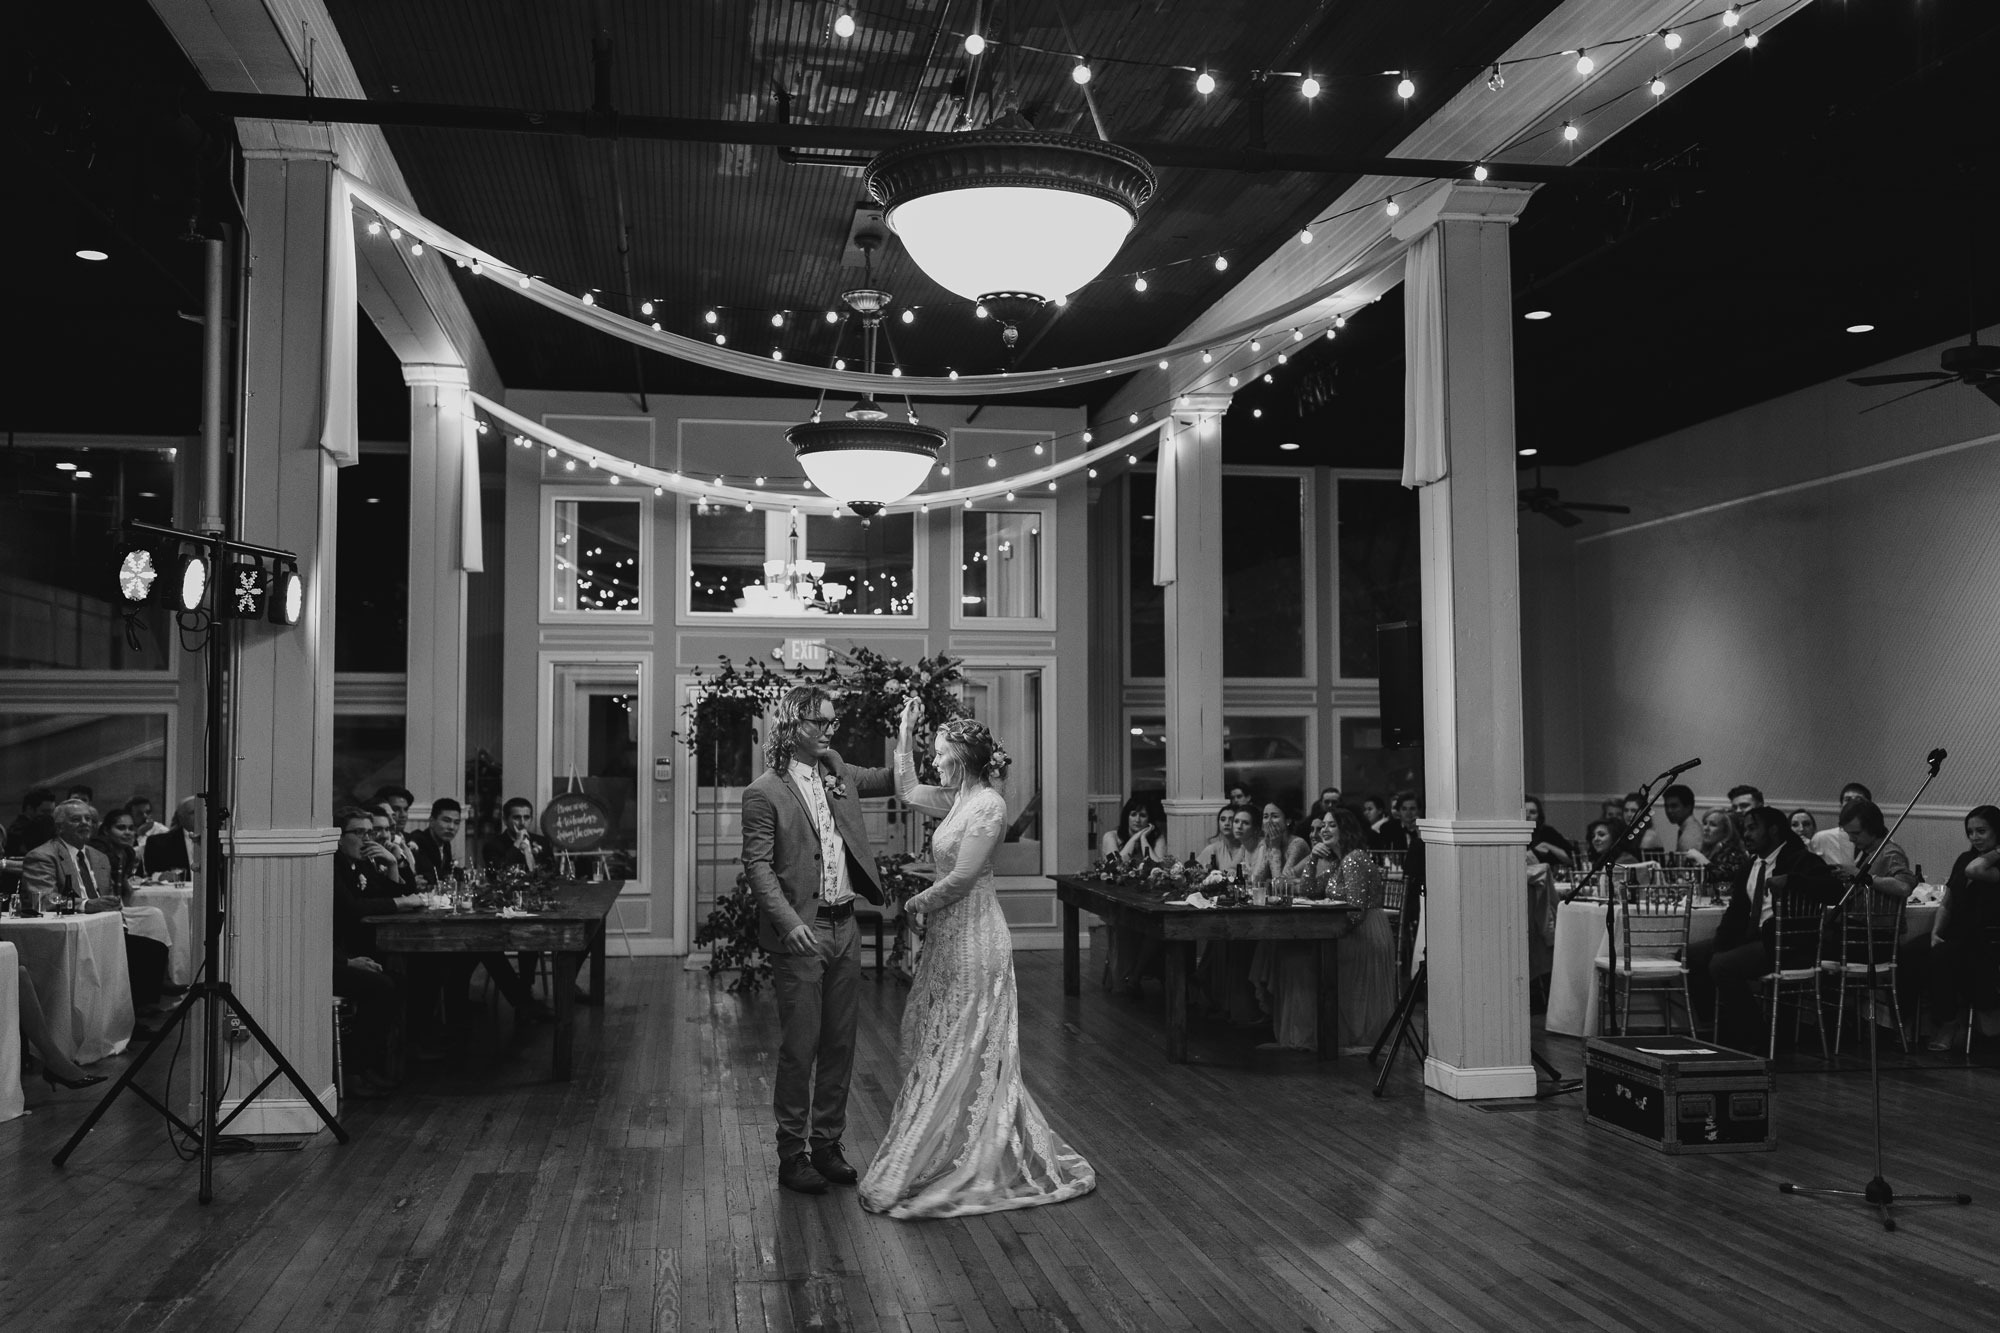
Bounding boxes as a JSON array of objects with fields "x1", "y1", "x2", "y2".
[
  {"x1": 1616, "y1": 878, "x2": 1690, "y2": 966},
  {"x1": 1836, "y1": 885, "x2": 1905, "y2": 967},
  {"x1": 1371, "y1": 851, "x2": 1406, "y2": 913},
  {"x1": 1770, "y1": 880, "x2": 1831, "y2": 971}
]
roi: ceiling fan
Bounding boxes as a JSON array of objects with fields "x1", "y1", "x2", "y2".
[
  {"x1": 1848, "y1": 328, "x2": 2000, "y2": 413},
  {"x1": 1518, "y1": 467, "x2": 1631, "y2": 528}
]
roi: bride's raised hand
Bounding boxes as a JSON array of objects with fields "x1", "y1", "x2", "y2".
[{"x1": 897, "y1": 696, "x2": 923, "y2": 748}]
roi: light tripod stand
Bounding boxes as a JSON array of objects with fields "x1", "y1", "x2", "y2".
[
  {"x1": 54, "y1": 521, "x2": 347, "y2": 1202},
  {"x1": 1778, "y1": 748, "x2": 1971, "y2": 1231}
]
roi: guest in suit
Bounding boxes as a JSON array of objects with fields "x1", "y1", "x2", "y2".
[
  {"x1": 143, "y1": 796, "x2": 204, "y2": 877},
  {"x1": 407, "y1": 798, "x2": 463, "y2": 883},
  {"x1": 483, "y1": 797, "x2": 554, "y2": 873},
  {"x1": 1361, "y1": 794, "x2": 1391, "y2": 847},
  {"x1": 1702, "y1": 806, "x2": 1842, "y2": 1049},
  {"x1": 22, "y1": 801, "x2": 172, "y2": 1013},
  {"x1": 6, "y1": 787, "x2": 59, "y2": 857},
  {"x1": 401, "y1": 798, "x2": 549, "y2": 1028},
  {"x1": 361, "y1": 810, "x2": 412, "y2": 887},
  {"x1": 126, "y1": 795, "x2": 170, "y2": 841},
  {"x1": 91, "y1": 808, "x2": 145, "y2": 894},
  {"x1": 331, "y1": 809, "x2": 404, "y2": 1098},
  {"x1": 1727, "y1": 784, "x2": 1765, "y2": 815},
  {"x1": 741, "y1": 685, "x2": 894, "y2": 1194}
]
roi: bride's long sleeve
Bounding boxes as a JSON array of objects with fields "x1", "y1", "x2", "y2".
[
  {"x1": 895, "y1": 746, "x2": 957, "y2": 817},
  {"x1": 906, "y1": 792, "x2": 1006, "y2": 917}
]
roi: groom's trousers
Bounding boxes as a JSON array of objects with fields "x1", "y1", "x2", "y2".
[{"x1": 771, "y1": 909, "x2": 862, "y2": 1160}]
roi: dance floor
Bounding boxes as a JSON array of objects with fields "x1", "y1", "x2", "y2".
[{"x1": 2, "y1": 952, "x2": 1997, "y2": 1331}]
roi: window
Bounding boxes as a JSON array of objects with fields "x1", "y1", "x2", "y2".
[
  {"x1": 1339, "y1": 715, "x2": 1422, "y2": 808},
  {"x1": 333, "y1": 716, "x2": 406, "y2": 812},
  {"x1": 1127, "y1": 713, "x2": 1166, "y2": 797},
  {"x1": 334, "y1": 453, "x2": 409, "y2": 673},
  {"x1": 1222, "y1": 474, "x2": 1307, "y2": 678},
  {"x1": 1127, "y1": 473, "x2": 1164, "y2": 677},
  {"x1": 1337, "y1": 478, "x2": 1420, "y2": 679},
  {"x1": 684, "y1": 504, "x2": 918, "y2": 619},
  {"x1": 957, "y1": 509, "x2": 1047, "y2": 623},
  {"x1": 0, "y1": 712, "x2": 170, "y2": 819},
  {"x1": 0, "y1": 443, "x2": 177, "y2": 670},
  {"x1": 546, "y1": 493, "x2": 647, "y2": 620},
  {"x1": 1123, "y1": 712, "x2": 1312, "y2": 817}
]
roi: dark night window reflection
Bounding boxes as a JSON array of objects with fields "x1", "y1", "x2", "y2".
[
  {"x1": 1127, "y1": 473, "x2": 1163, "y2": 677},
  {"x1": 1221, "y1": 475, "x2": 1305, "y2": 678},
  {"x1": 335, "y1": 453, "x2": 410, "y2": 672},
  {"x1": 1337, "y1": 479, "x2": 1421, "y2": 679}
]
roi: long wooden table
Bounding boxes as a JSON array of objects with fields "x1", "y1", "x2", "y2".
[
  {"x1": 1052, "y1": 874, "x2": 1361, "y2": 1063},
  {"x1": 364, "y1": 880, "x2": 620, "y2": 1080}
]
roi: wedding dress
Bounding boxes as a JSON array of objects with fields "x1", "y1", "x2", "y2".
[{"x1": 858, "y1": 756, "x2": 1096, "y2": 1219}]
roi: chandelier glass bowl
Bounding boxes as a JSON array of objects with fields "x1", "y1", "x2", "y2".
[
  {"x1": 865, "y1": 128, "x2": 1156, "y2": 305},
  {"x1": 787, "y1": 414, "x2": 946, "y2": 517}
]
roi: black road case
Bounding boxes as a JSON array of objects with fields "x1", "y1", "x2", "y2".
[{"x1": 1583, "y1": 1036, "x2": 1774, "y2": 1154}]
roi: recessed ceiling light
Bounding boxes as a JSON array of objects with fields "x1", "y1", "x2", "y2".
[
  {"x1": 55, "y1": 462, "x2": 78, "y2": 471},
  {"x1": 1524, "y1": 310, "x2": 1552, "y2": 321},
  {"x1": 1277, "y1": 442, "x2": 1300, "y2": 451},
  {"x1": 75, "y1": 249, "x2": 109, "y2": 262},
  {"x1": 137, "y1": 491, "x2": 159, "y2": 498},
  {"x1": 1518, "y1": 447, "x2": 1538, "y2": 457},
  {"x1": 73, "y1": 470, "x2": 94, "y2": 479},
  {"x1": 366, "y1": 497, "x2": 381, "y2": 504},
  {"x1": 1845, "y1": 323, "x2": 1875, "y2": 334}
]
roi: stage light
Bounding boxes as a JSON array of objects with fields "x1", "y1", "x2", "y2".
[
  {"x1": 175, "y1": 551, "x2": 209, "y2": 613},
  {"x1": 221, "y1": 559, "x2": 269, "y2": 620},
  {"x1": 117, "y1": 545, "x2": 160, "y2": 606}
]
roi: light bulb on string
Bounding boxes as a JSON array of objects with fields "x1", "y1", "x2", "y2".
[
  {"x1": 1250, "y1": 339, "x2": 1261, "y2": 352},
  {"x1": 640, "y1": 300, "x2": 654, "y2": 316},
  {"x1": 771, "y1": 349, "x2": 784, "y2": 361},
  {"x1": 1473, "y1": 163, "x2": 1490, "y2": 181},
  {"x1": 388, "y1": 226, "x2": 402, "y2": 240},
  {"x1": 1662, "y1": 29, "x2": 1682, "y2": 52},
  {"x1": 519, "y1": 275, "x2": 532, "y2": 288},
  {"x1": 1127, "y1": 454, "x2": 1138, "y2": 464},
  {"x1": 704, "y1": 309, "x2": 718, "y2": 324},
  {"x1": 1575, "y1": 49, "x2": 1594, "y2": 75},
  {"x1": 1742, "y1": 29, "x2": 1759, "y2": 49},
  {"x1": 834, "y1": 358, "x2": 846, "y2": 371},
  {"x1": 1088, "y1": 467, "x2": 1098, "y2": 479},
  {"x1": 964, "y1": 32, "x2": 985, "y2": 56},
  {"x1": 1276, "y1": 352, "x2": 1288, "y2": 365},
  {"x1": 1128, "y1": 413, "x2": 1139, "y2": 424},
  {"x1": 1385, "y1": 196, "x2": 1400, "y2": 217},
  {"x1": 1263, "y1": 373, "x2": 1273, "y2": 384},
  {"x1": 1005, "y1": 490, "x2": 1016, "y2": 501},
  {"x1": 1649, "y1": 75, "x2": 1667, "y2": 97},
  {"x1": 833, "y1": 12, "x2": 855, "y2": 38},
  {"x1": 1252, "y1": 409, "x2": 1262, "y2": 418},
  {"x1": 1486, "y1": 64, "x2": 1505, "y2": 92},
  {"x1": 1047, "y1": 481, "x2": 1057, "y2": 491},
  {"x1": 901, "y1": 308, "x2": 914, "y2": 324},
  {"x1": 366, "y1": 221, "x2": 382, "y2": 236},
  {"x1": 715, "y1": 334, "x2": 727, "y2": 345},
  {"x1": 824, "y1": 310, "x2": 839, "y2": 324},
  {"x1": 1300, "y1": 75, "x2": 1320, "y2": 100},
  {"x1": 651, "y1": 321, "x2": 662, "y2": 331},
  {"x1": 1082, "y1": 431, "x2": 1093, "y2": 443},
  {"x1": 890, "y1": 366, "x2": 902, "y2": 376},
  {"x1": 1071, "y1": 59, "x2": 1092, "y2": 86},
  {"x1": 1396, "y1": 73, "x2": 1415, "y2": 99},
  {"x1": 1334, "y1": 315, "x2": 1347, "y2": 329},
  {"x1": 1723, "y1": 6, "x2": 1741, "y2": 29},
  {"x1": 1134, "y1": 275, "x2": 1148, "y2": 293},
  {"x1": 410, "y1": 242, "x2": 424, "y2": 256},
  {"x1": 1201, "y1": 350, "x2": 1213, "y2": 364},
  {"x1": 1299, "y1": 227, "x2": 1314, "y2": 244},
  {"x1": 987, "y1": 456, "x2": 998, "y2": 468},
  {"x1": 1214, "y1": 255, "x2": 1229, "y2": 272},
  {"x1": 1033, "y1": 443, "x2": 1044, "y2": 455},
  {"x1": 1562, "y1": 120, "x2": 1579, "y2": 142},
  {"x1": 1195, "y1": 70, "x2": 1215, "y2": 96},
  {"x1": 948, "y1": 369, "x2": 959, "y2": 380},
  {"x1": 771, "y1": 312, "x2": 785, "y2": 328},
  {"x1": 1157, "y1": 359, "x2": 1169, "y2": 370},
  {"x1": 975, "y1": 303, "x2": 989, "y2": 318},
  {"x1": 1227, "y1": 375, "x2": 1239, "y2": 387}
]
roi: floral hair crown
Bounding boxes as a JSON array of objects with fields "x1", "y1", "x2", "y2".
[{"x1": 937, "y1": 717, "x2": 1010, "y2": 775}]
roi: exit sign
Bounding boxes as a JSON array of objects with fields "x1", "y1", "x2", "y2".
[{"x1": 783, "y1": 637, "x2": 828, "y2": 668}]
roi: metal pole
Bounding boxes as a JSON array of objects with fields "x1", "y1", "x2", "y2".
[{"x1": 199, "y1": 238, "x2": 227, "y2": 538}]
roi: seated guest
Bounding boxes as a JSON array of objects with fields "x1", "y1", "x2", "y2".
[
  {"x1": 1199, "y1": 807, "x2": 1259, "y2": 876},
  {"x1": 362, "y1": 810, "x2": 413, "y2": 886},
  {"x1": 1360, "y1": 794, "x2": 1391, "y2": 845},
  {"x1": 1916, "y1": 806, "x2": 2000, "y2": 1050},
  {"x1": 1689, "y1": 808, "x2": 1752, "y2": 888},
  {"x1": 332, "y1": 809, "x2": 403, "y2": 1097},
  {"x1": 373, "y1": 785, "x2": 416, "y2": 836},
  {"x1": 1598, "y1": 796, "x2": 1625, "y2": 823},
  {"x1": 1377, "y1": 790, "x2": 1422, "y2": 853},
  {"x1": 1300, "y1": 786, "x2": 1344, "y2": 838},
  {"x1": 1248, "y1": 804, "x2": 1310, "y2": 884},
  {"x1": 1727, "y1": 784, "x2": 1765, "y2": 815},
  {"x1": 1225, "y1": 784, "x2": 1256, "y2": 816},
  {"x1": 1255, "y1": 809, "x2": 1392, "y2": 1050},
  {"x1": 127, "y1": 795, "x2": 170, "y2": 841},
  {"x1": 1658, "y1": 785, "x2": 1702, "y2": 856},
  {"x1": 65, "y1": 784, "x2": 96, "y2": 806},
  {"x1": 1525, "y1": 796, "x2": 1575, "y2": 869},
  {"x1": 15, "y1": 966, "x2": 106, "y2": 1091},
  {"x1": 1789, "y1": 809, "x2": 1819, "y2": 843},
  {"x1": 1833, "y1": 798, "x2": 1916, "y2": 900},
  {"x1": 1099, "y1": 794, "x2": 1168, "y2": 865},
  {"x1": 1703, "y1": 806, "x2": 1841, "y2": 1050},
  {"x1": 407, "y1": 798, "x2": 464, "y2": 883},
  {"x1": 484, "y1": 797, "x2": 555, "y2": 873},
  {"x1": 90, "y1": 808, "x2": 144, "y2": 894},
  {"x1": 22, "y1": 800, "x2": 172, "y2": 1017},
  {"x1": 6, "y1": 787, "x2": 59, "y2": 858},
  {"x1": 143, "y1": 796, "x2": 204, "y2": 877},
  {"x1": 1579, "y1": 818, "x2": 1641, "y2": 893},
  {"x1": 1623, "y1": 791, "x2": 1666, "y2": 853},
  {"x1": 1809, "y1": 782, "x2": 1873, "y2": 871}
]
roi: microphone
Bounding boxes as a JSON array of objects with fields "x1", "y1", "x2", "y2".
[
  {"x1": 1664, "y1": 757, "x2": 1701, "y2": 778},
  {"x1": 1927, "y1": 747, "x2": 1947, "y2": 776}
]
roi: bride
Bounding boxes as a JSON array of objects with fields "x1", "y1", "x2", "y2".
[{"x1": 858, "y1": 699, "x2": 1096, "y2": 1219}]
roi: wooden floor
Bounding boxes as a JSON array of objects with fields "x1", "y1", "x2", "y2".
[{"x1": 3, "y1": 954, "x2": 1998, "y2": 1333}]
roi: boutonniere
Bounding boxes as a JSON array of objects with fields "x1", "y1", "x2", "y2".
[{"x1": 822, "y1": 770, "x2": 849, "y2": 802}]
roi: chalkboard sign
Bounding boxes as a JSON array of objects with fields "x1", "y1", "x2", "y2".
[{"x1": 543, "y1": 791, "x2": 612, "y2": 850}]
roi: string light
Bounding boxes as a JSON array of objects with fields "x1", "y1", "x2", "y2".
[
  {"x1": 891, "y1": 367, "x2": 903, "y2": 376},
  {"x1": 1562, "y1": 120, "x2": 1580, "y2": 142},
  {"x1": 987, "y1": 456, "x2": 998, "y2": 468},
  {"x1": 964, "y1": 32, "x2": 985, "y2": 56},
  {"x1": 1134, "y1": 276, "x2": 1148, "y2": 293},
  {"x1": 824, "y1": 310, "x2": 839, "y2": 324},
  {"x1": 1722, "y1": 6, "x2": 1742, "y2": 29},
  {"x1": 1214, "y1": 255, "x2": 1229, "y2": 272},
  {"x1": 1575, "y1": 49, "x2": 1594, "y2": 76},
  {"x1": 1033, "y1": 443, "x2": 1045, "y2": 455},
  {"x1": 1385, "y1": 196, "x2": 1401, "y2": 217},
  {"x1": 1088, "y1": 468, "x2": 1098, "y2": 478},
  {"x1": 1396, "y1": 73, "x2": 1416, "y2": 100},
  {"x1": 410, "y1": 242, "x2": 424, "y2": 256},
  {"x1": 1252, "y1": 409, "x2": 1262, "y2": 418},
  {"x1": 1298, "y1": 228, "x2": 1313, "y2": 244},
  {"x1": 1662, "y1": 29, "x2": 1682, "y2": 52},
  {"x1": 651, "y1": 321, "x2": 662, "y2": 331},
  {"x1": 640, "y1": 301, "x2": 654, "y2": 316},
  {"x1": 1486, "y1": 64, "x2": 1504, "y2": 92},
  {"x1": 518, "y1": 275, "x2": 531, "y2": 288},
  {"x1": 1201, "y1": 350, "x2": 1213, "y2": 364},
  {"x1": 1649, "y1": 75, "x2": 1667, "y2": 97},
  {"x1": 901, "y1": 309, "x2": 915, "y2": 324},
  {"x1": 1129, "y1": 413, "x2": 1140, "y2": 424},
  {"x1": 1300, "y1": 75, "x2": 1320, "y2": 100},
  {"x1": 1473, "y1": 163, "x2": 1490, "y2": 181},
  {"x1": 771, "y1": 312, "x2": 785, "y2": 327},
  {"x1": 1334, "y1": 315, "x2": 1347, "y2": 329},
  {"x1": 1082, "y1": 431, "x2": 1093, "y2": 443},
  {"x1": 1047, "y1": 481, "x2": 1057, "y2": 491},
  {"x1": 1742, "y1": 29, "x2": 1759, "y2": 49},
  {"x1": 1227, "y1": 375, "x2": 1239, "y2": 387},
  {"x1": 1128, "y1": 454, "x2": 1138, "y2": 464},
  {"x1": 974, "y1": 303, "x2": 989, "y2": 318},
  {"x1": 772, "y1": 349, "x2": 784, "y2": 361},
  {"x1": 948, "y1": 369, "x2": 959, "y2": 379},
  {"x1": 582, "y1": 292, "x2": 597, "y2": 307},
  {"x1": 834, "y1": 358, "x2": 846, "y2": 370},
  {"x1": 387, "y1": 226, "x2": 402, "y2": 240},
  {"x1": 1250, "y1": 339, "x2": 1261, "y2": 352},
  {"x1": 1276, "y1": 352, "x2": 1288, "y2": 365},
  {"x1": 1006, "y1": 490, "x2": 1016, "y2": 501},
  {"x1": 833, "y1": 12, "x2": 855, "y2": 38},
  {"x1": 704, "y1": 309, "x2": 718, "y2": 324},
  {"x1": 715, "y1": 334, "x2": 727, "y2": 345},
  {"x1": 1195, "y1": 70, "x2": 1215, "y2": 96},
  {"x1": 1071, "y1": 59, "x2": 1092, "y2": 86},
  {"x1": 366, "y1": 221, "x2": 382, "y2": 236},
  {"x1": 1157, "y1": 359, "x2": 1169, "y2": 370}
]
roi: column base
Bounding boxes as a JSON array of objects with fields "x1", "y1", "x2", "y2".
[
  {"x1": 1424, "y1": 1057, "x2": 1537, "y2": 1101},
  {"x1": 217, "y1": 1085, "x2": 343, "y2": 1136}
]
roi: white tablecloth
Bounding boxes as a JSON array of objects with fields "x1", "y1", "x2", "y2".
[
  {"x1": 129, "y1": 882, "x2": 195, "y2": 985},
  {"x1": 1, "y1": 942, "x2": 22, "y2": 1122},
  {"x1": 0, "y1": 911, "x2": 134, "y2": 1064},
  {"x1": 1546, "y1": 899, "x2": 1941, "y2": 1038}
]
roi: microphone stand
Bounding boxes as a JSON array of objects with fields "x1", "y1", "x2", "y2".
[{"x1": 1779, "y1": 749, "x2": 1972, "y2": 1231}]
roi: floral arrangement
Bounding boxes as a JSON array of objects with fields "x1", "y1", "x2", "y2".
[{"x1": 693, "y1": 874, "x2": 772, "y2": 994}]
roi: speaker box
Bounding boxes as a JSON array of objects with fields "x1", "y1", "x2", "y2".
[{"x1": 1377, "y1": 620, "x2": 1422, "y2": 749}]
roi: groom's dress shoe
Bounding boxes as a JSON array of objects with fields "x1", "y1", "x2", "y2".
[
  {"x1": 779, "y1": 1152, "x2": 829, "y2": 1195},
  {"x1": 811, "y1": 1141, "x2": 859, "y2": 1186}
]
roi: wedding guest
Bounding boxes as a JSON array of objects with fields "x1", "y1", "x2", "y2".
[
  {"x1": 1100, "y1": 794, "x2": 1168, "y2": 864},
  {"x1": 1916, "y1": 806, "x2": 2000, "y2": 1050},
  {"x1": 331, "y1": 809, "x2": 403, "y2": 1097},
  {"x1": 1375, "y1": 790, "x2": 1422, "y2": 853},
  {"x1": 21, "y1": 801, "x2": 172, "y2": 1017},
  {"x1": 406, "y1": 798, "x2": 551, "y2": 1029},
  {"x1": 1727, "y1": 784, "x2": 1765, "y2": 814},
  {"x1": 1580, "y1": 818, "x2": 1641, "y2": 893},
  {"x1": 90, "y1": 809, "x2": 144, "y2": 894},
  {"x1": 1705, "y1": 806, "x2": 1841, "y2": 1050},
  {"x1": 1200, "y1": 807, "x2": 1259, "y2": 875},
  {"x1": 1225, "y1": 784, "x2": 1256, "y2": 815},
  {"x1": 126, "y1": 795, "x2": 170, "y2": 841},
  {"x1": 408, "y1": 798, "x2": 464, "y2": 883},
  {"x1": 484, "y1": 797, "x2": 554, "y2": 873},
  {"x1": 1832, "y1": 798, "x2": 1916, "y2": 900},
  {"x1": 1622, "y1": 792, "x2": 1665, "y2": 853},
  {"x1": 1790, "y1": 809, "x2": 1819, "y2": 843},
  {"x1": 1809, "y1": 782, "x2": 1873, "y2": 871},
  {"x1": 1598, "y1": 796, "x2": 1625, "y2": 823},
  {"x1": 143, "y1": 796, "x2": 204, "y2": 877},
  {"x1": 1659, "y1": 785, "x2": 1702, "y2": 855},
  {"x1": 363, "y1": 810, "x2": 412, "y2": 886},
  {"x1": 1247, "y1": 804, "x2": 1310, "y2": 884},
  {"x1": 1361, "y1": 795, "x2": 1391, "y2": 844},
  {"x1": 1301, "y1": 786, "x2": 1344, "y2": 838},
  {"x1": 15, "y1": 966, "x2": 106, "y2": 1091},
  {"x1": 1525, "y1": 796, "x2": 1575, "y2": 869},
  {"x1": 373, "y1": 785, "x2": 416, "y2": 835},
  {"x1": 1690, "y1": 808, "x2": 1752, "y2": 887},
  {"x1": 6, "y1": 788, "x2": 59, "y2": 857},
  {"x1": 1255, "y1": 809, "x2": 1393, "y2": 1051}
]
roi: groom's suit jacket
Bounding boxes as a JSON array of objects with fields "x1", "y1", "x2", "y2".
[{"x1": 741, "y1": 748, "x2": 894, "y2": 952}]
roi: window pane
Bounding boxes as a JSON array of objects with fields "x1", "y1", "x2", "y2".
[
  {"x1": 1222, "y1": 475, "x2": 1305, "y2": 677},
  {"x1": 0, "y1": 713, "x2": 169, "y2": 825},
  {"x1": 804, "y1": 512, "x2": 915, "y2": 616},
  {"x1": 552, "y1": 499, "x2": 642, "y2": 614},
  {"x1": 1339, "y1": 716, "x2": 1423, "y2": 808},
  {"x1": 960, "y1": 511, "x2": 1042, "y2": 618},
  {"x1": 686, "y1": 505, "x2": 767, "y2": 612},
  {"x1": 335, "y1": 454, "x2": 409, "y2": 672},
  {"x1": 961, "y1": 668, "x2": 1043, "y2": 875},
  {"x1": 333, "y1": 716, "x2": 407, "y2": 814},
  {"x1": 1127, "y1": 474, "x2": 1163, "y2": 677},
  {"x1": 1224, "y1": 714, "x2": 1308, "y2": 816},
  {"x1": 1337, "y1": 478, "x2": 1421, "y2": 678},
  {"x1": 1127, "y1": 714, "x2": 1165, "y2": 798},
  {"x1": 549, "y1": 663, "x2": 641, "y2": 879},
  {"x1": 0, "y1": 446, "x2": 176, "y2": 670}
]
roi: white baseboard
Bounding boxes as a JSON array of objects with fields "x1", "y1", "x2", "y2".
[
  {"x1": 220, "y1": 1085, "x2": 341, "y2": 1136},
  {"x1": 1423, "y1": 1058, "x2": 1537, "y2": 1101}
]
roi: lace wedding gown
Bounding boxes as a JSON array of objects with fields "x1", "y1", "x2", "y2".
[{"x1": 858, "y1": 758, "x2": 1096, "y2": 1219}]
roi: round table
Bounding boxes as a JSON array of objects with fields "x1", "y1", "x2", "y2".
[
  {"x1": 2, "y1": 942, "x2": 23, "y2": 1122},
  {"x1": 129, "y1": 881, "x2": 195, "y2": 985},
  {"x1": 0, "y1": 910, "x2": 134, "y2": 1064}
]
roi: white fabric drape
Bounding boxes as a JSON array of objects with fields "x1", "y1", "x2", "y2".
[
  {"x1": 320, "y1": 173, "x2": 360, "y2": 466},
  {"x1": 1152, "y1": 429, "x2": 1177, "y2": 586},
  {"x1": 458, "y1": 407, "x2": 485, "y2": 573},
  {"x1": 1400, "y1": 229, "x2": 1448, "y2": 489}
]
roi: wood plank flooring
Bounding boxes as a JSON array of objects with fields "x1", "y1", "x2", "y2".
[{"x1": 3, "y1": 954, "x2": 1997, "y2": 1332}]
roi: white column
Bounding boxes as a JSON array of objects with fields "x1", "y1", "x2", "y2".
[
  {"x1": 223, "y1": 126, "x2": 343, "y2": 1131},
  {"x1": 403, "y1": 363, "x2": 473, "y2": 818},
  {"x1": 1085, "y1": 482, "x2": 1124, "y2": 847},
  {"x1": 1158, "y1": 395, "x2": 1230, "y2": 856},
  {"x1": 1400, "y1": 187, "x2": 1540, "y2": 1101}
]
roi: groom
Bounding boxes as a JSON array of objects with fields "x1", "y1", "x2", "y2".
[{"x1": 741, "y1": 685, "x2": 894, "y2": 1194}]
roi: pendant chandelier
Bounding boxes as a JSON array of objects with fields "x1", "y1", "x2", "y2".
[
  {"x1": 786, "y1": 276, "x2": 945, "y2": 517},
  {"x1": 865, "y1": 121, "x2": 1156, "y2": 318},
  {"x1": 735, "y1": 513, "x2": 849, "y2": 615}
]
